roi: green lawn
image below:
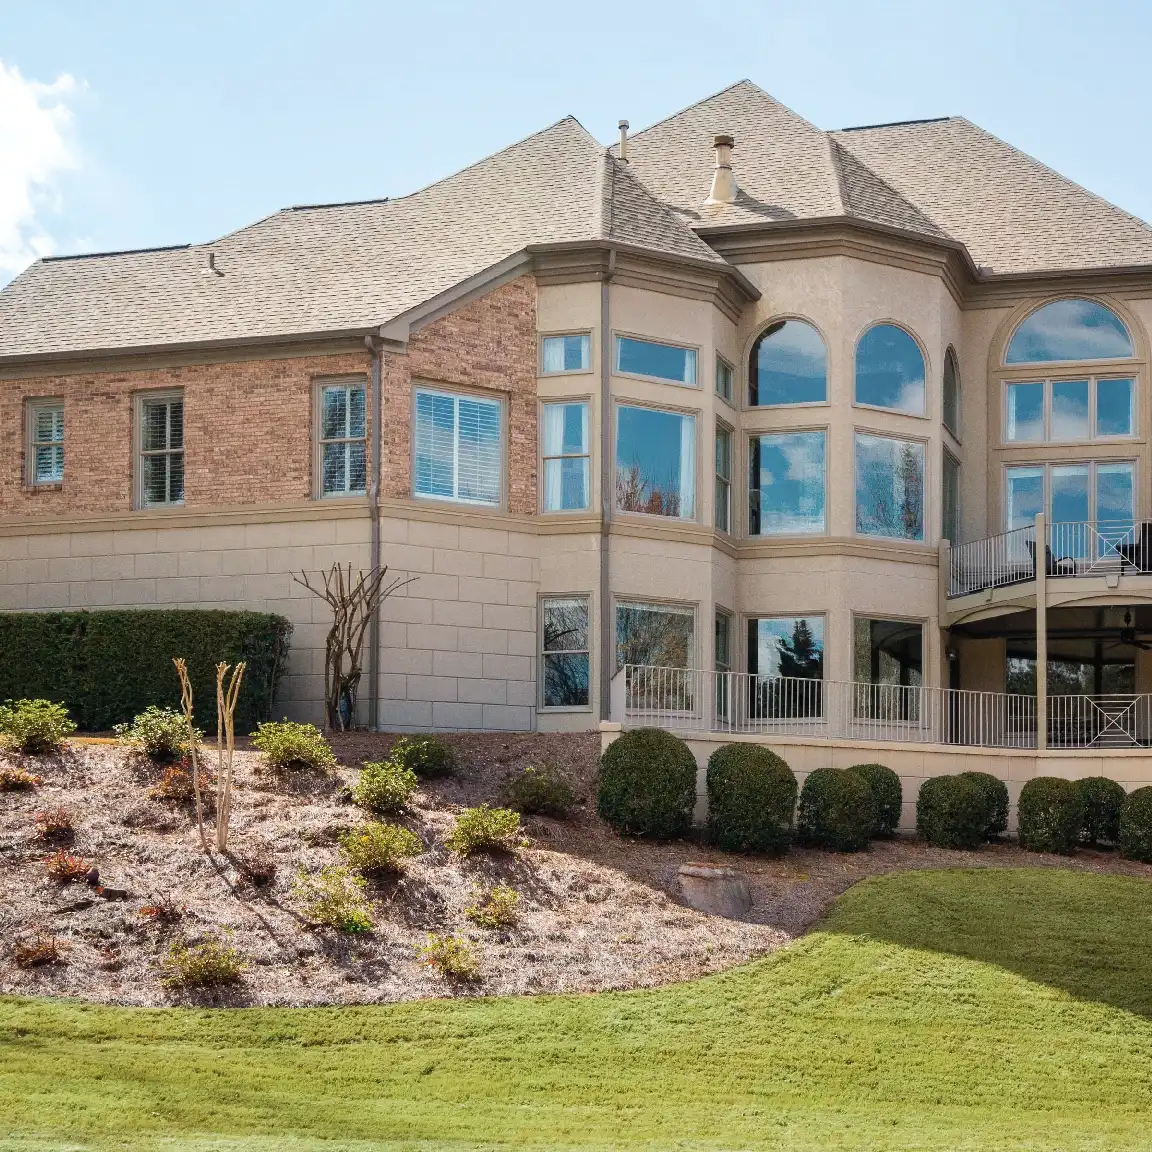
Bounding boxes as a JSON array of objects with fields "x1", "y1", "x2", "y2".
[{"x1": 4, "y1": 868, "x2": 1152, "y2": 1151}]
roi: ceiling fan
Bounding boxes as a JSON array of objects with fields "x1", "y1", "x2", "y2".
[{"x1": 1104, "y1": 610, "x2": 1152, "y2": 652}]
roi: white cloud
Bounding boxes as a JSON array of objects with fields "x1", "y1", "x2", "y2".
[{"x1": 0, "y1": 59, "x2": 81, "y2": 279}]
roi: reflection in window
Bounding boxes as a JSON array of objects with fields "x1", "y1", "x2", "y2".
[
  {"x1": 749, "y1": 431, "x2": 825, "y2": 536},
  {"x1": 1005, "y1": 377, "x2": 1133, "y2": 443},
  {"x1": 1006, "y1": 461, "x2": 1135, "y2": 540},
  {"x1": 943, "y1": 450, "x2": 960, "y2": 543},
  {"x1": 855, "y1": 324, "x2": 925, "y2": 414},
  {"x1": 748, "y1": 615, "x2": 824, "y2": 719},
  {"x1": 1006, "y1": 381, "x2": 1045, "y2": 441},
  {"x1": 615, "y1": 336, "x2": 697, "y2": 386},
  {"x1": 615, "y1": 405, "x2": 695, "y2": 519},
  {"x1": 617, "y1": 601, "x2": 695, "y2": 710},
  {"x1": 320, "y1": 382, "x2": 367, "y2": 496},
  {"x1": 749, "y1": 319, "x2": 827, "y2": 406},
  {"x1": 714, "y1": 426, "x2": 732, "y2": 533},
  {"x1": 715, "y1": 611, "x2": 731, "y2": 721},
  {"x1": 541, "y1": 598, "x2": 590, "y2": 708},
  {"x1": 943, "y1": 347, "x2": 960, "y2": 437},
  {"x1": 1005, "y1": 465, "x2": 1044, "y2": 531},
  {"x1": 1007, "y1": 644, "x2": 1135, "y2": 697},
  {"x1": 1006, "y1": 299, "x2": 1133, "y2": 364},
  {"x1": 542, "y1": 402, "x2": 590, "y2": 512},
  {"x1": 854, "y1": 617, "x2": 923, "y2": 722},
  {"x1": 1051, "y1": 380, "x2": 1090, "y2": 440},
  {"x1": 715, "y1": 357, "x2": 734, "y2": 403},
  {"x1": 414, "y1": 388, "x2": 501, "y2": 506},
  {"x1": 541, "y1": 334, "x2": 591, "y2": 374},
  {"x1": 855, "y1": 433, "x2": 924, "y2": 541},
  {"x1": 1097, "y1": 378, "x2": 1134, "y2": 437}
]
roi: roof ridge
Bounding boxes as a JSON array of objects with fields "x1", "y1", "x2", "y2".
[
  {"x1": 623, "y1": 78, "x2": 775, "y2": 143},
  {"x1": 836, "y1": 116, "x2": 954, "y2": 133},
  {"x1": 824, "y1": 135, "x2": 849, "y2": 216},
  {"x1": 41, "y1": 243, "x2": 191, "y2": 263}
]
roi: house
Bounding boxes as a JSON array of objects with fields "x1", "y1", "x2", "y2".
[{"x1": 3, "y1": 80, "x2": 1152, "y2": 810}]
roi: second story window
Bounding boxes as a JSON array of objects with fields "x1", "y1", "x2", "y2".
[
  {"x1": 715, "y1": 425, "x2": 732, "y2": 533},
  {"x1": 28, "y1": 400, "x2": 64, "y2": 485},
  {"x1": 139, "y1": 392, "x2": 184, "y2": 507},
  {"x1": 749, "y1": 430, "x2": 825, "y2": 536},
  {"x1": 715, "y1": 356, "x2": 734, "y2": 403},
  {"x1": 615, "y1": 336, "x2": 697, "y2": 386},
  {"x1": 541, "y1": 334, "x2": 591, "y2": 374},
  {"x1": 855, "y1": 432, "x2": 925, "y2": 541},
  {"x1": 615, "y1": 404, "x2": 695, "y2": 520},
  {"x1": 855, "y1": 323, "x2": 925, "y2": 416},
  {"x1": 542, "y1": 401, "x2": 590, "y2": 512},
  {"x1": 414, "y1": 387, "x2": 501, "y2": 507},
  {"x1": 1004, "y1": 377, "x2": 1134, "y2": 442},
  {"x1": 320, "y1": 382, "x2": 367, "y2": 497}
]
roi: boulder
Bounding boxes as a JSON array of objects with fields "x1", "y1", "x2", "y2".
[{"x1": 677, "y1": 862, "x2": 752, "y2": 919}]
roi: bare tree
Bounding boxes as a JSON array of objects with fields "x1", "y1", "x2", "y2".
[
  {"x1": 173, "y1": 658, "x2": 209, "y2": 851},
  {"x1": 293, "y1": 563, "x2": 414, "y2": 730},
  {"x1": 214, "y1": 661, "x2": 245, "y2": 853}
]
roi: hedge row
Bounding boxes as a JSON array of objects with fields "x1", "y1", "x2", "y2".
[{"x1": 0, "y1": 610, "x2": 292, "y2": 731}]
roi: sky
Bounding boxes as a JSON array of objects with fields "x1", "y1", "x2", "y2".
[{"x1": 2, "y1": 0, "x2": 1151, "y2": 286}]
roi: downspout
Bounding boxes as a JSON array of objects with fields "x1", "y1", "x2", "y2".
[
  {"x1": 599, "y1": 247, "x2": 616, "y2": 721},
  {"x1": 364, "y1": 335, "x2": 383, "y2": 731}
]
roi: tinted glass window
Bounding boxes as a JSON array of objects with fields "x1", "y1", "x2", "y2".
[
  {"x1": 1050, "y1": 380, "x2": 1090, "y2": 440},
  {"x1": 1006, "y1": 299, "x2": 1133, "y2": 363},
  {"x1": 749, "y1": 431, "x2": 825, "y2": 536},
  {"x1": 855, "y1": 433, "x2": 925, "y2": 541},
  {"x1": 748, "y1": 616, "x2": 825, "y2": 680},
  {"x1": 541, "y1": 598, "x2": 590, "y2": 708},
  {"x1": 1097, "y1": 378, "x2": 1134, "y2": 437},
  {"x1": 749, "y1": 320, "x2": 827, "y2": 406},
  {"x1": 615, "y1": 405, "x2": 695, "y2": 519},
  {"x1": 855, "y1": 324, "x2": 925, "y2": 414},
  {"x1": 1005, "y1": 382, "x2": 1045, "y2": 441},
  {"x1": 615, "y1": 602, "x2": 694, "y2": 670},
  {"x1": 542, "y1": 334, "x2": 591, "y2": 374},
  {"x1": 616, "y1": 337, "x2": 697, "y2": 385},
  {"x1": 943, "y1": 451, "x2": 960, "y2": 543}
]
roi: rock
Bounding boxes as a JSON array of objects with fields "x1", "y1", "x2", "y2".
[{"x1": 677, "y1": 863, "x2": 752, "y2": 919}]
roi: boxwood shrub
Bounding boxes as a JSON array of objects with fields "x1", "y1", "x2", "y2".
[
  {"x1": 598, "y1": 728, "x2": 697, "y2": 839},
  {"x1": 1119, "y1": 786, "x2": 1152, "y2": 863},
  {"x1": 1017, "y1": 776, "x2": 1082, "y2": 855},
  {"x1": 958, "y1": 771, "x2": 1009, "y2": 840},
  {"x1": 797, "y1": 767, "x2": 874, "y2": 852},
  {"x1": 1076, "y1": 776, "x2": 1126, "y2": 846},
  {"x1": 0, "y1": 609, "x2": 291, "y2": 731},
  {"x1": 916, "y1": 774, "x2": 988, "y2": 849},
  {"x1": 845, "y1": 763, "x2": 902, "y2": 838},
  {"x1": 706, "y1": 743, "x2": 796, "y2": 854}
]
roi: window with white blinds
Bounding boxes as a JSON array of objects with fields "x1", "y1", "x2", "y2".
[
  {"x1": 29, "y1": 401, "x2": 64, "y2": 484},
  {"x1": 413, "y1": 387, "x2": 502, "y2": 506},
  {"x1": 139, "y1": 393, "x2": 185, "y2": 506}
]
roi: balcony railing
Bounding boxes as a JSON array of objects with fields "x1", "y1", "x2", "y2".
[
  {"x1": 947, "y1": 519, "x2": 1152, "y2": 598},
  {"x1": 612, "y1": 666, "x2": 1152, "y2": 750}
]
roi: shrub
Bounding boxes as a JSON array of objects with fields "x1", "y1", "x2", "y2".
[
  {"x1": 251, "y1": 721, "x2": 336, "y2": 772},
  {"x1": 1018, "y1": 777, "x2": 1082, "y2": 855},
  {"x1": 466, "y1": 884, "x2": 520, "y2": 929},
  {"x1": 44, "y1": 848, "x2": 92, "y2": 882},
  {"x1": 149, "y1": 760, "x2": 216, "y2": 803},
  {"x1": 1119, "y1": 786, "x2": 1152, "y2": 864},
  {"x1": 958, "y1": 771, "x2": 1009, "y2": 840},
  {"x1": 503, "y1": 764, "x2": 577, "y2": 818},
  {"x1": 162, "y1": 934, "x2": 246, "y2": 988},
  {"x1": 797, "y1": 768, "x2": 875, "y2": 852},
  {"x1": 1076, "y1": 776, "x2": 1126, "y2": 846},
  {"x1": 389, "y1": 735, "x2": 456, "y2": 779},
  {"x1": 916, "y1": 775, "x2": 988, "y2": 849},
  {"x1": 0, "y1": 765, "x2": 42, "y2": 791},
  {"x1": 351, "y1": 759, "x2": 418, "y2": 814},
  {"x1": 0, "y1": 609, "x2": 291, "y2": 731},
  {"x1": 418, "y1": 933, "x2": 480, "y2": 981},
  {"x1": 114, "y1": 706, "x2": 198, "y2": 761},
  {"x1": 292, "y1": 866, "x2": 373, "y2": 932},
  {"x1": 340, "y1": 822, "x2": 423, "y2": 876},
  {"x1": 705, "y1": 744, "x2": 796, "y2": 854},
  {"x1": 444, "y1": 805, "x2": 524, "y2": 856},
  {"x1": 845, "y1": 763, "x2": 903, "y2": 839},
  {"x1": 597, "y1": 728, "x2": 697, "y2": 840},
  {"x1": 13, "y1": 929, "x2": 64, "y2": 968},
  {"x1": 0, "y1": 699, "x2": 75, "y2": 754},
  {"x1": 34, "y1": 806, "x2": 73, "y2": 841}
]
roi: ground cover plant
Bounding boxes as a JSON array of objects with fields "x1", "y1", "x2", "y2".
[
  {"x1": 444, "y1": 804, "x2": 523, "y2": 855},
  {"x1": 503, "y1": 763, "x2": 577, "y2": 817},
  {"x1": 4, "y1": 868, "x2": 1152, "y2": 1150},
  {"x1": 390, "y1": 734, "x2": 456, "y2": 779},
  {"x1": 292, "y1": 865, "x2": 374, "y2": 932},
  {"x1": 340, "y1": 821, "x2": 423, "y2": 877}
]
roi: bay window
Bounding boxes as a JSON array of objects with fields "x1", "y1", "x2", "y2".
[
  {"x1": 715, "y1": 425, "x2": 732, "y2": 533},
  {"x1": 615, "y1": 404, "x2": 695, "y2": 519},
  {"x1": 748, "y1": 614, "x2": 824, "y2": 719},
  {"x1": 749, "y1": 430, "x2": 825, "y2": 536},
  {"x1": 542, "y1": 401, "x2": 590, "y2": 512},
  {"x1": 615, "y1": 336, "x2": 697, "y2": 386},
  {"x1": 854, "y1": 433, "x2": 925, "y2": 541}
]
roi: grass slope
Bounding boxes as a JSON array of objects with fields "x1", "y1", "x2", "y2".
[{"x1": 3, "y1": 868, "x2": 1152, "y2": 1151}]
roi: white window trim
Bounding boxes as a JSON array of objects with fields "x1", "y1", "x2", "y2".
[
  {"x1": 539, "y1": 332, "x2": 593, "y2": 376},
  {"x1": 1001, "y1": 375, "x2": 1139, "y2": 447},
  {"x1": 612, "y1": 331, "x2": 700, "y2": 388},
  {"x1": 613, "y1": 399, "x2": 699, "y2": 524},
  {"x1": 852, "y1": 428, "x2": 929, "y2": 544},
  {"x1": 25, "y1": 397, "x2": 64, "y2": 487},
  {"x1": 1002, "y1": 458, "x2": 1138, "y2": 532},
  {"x1": 539, "y1": 397, "x2": 592, "y2": 515},
  {"x1": 747, "y1": 425, "x2": 829, "y2": 539},
  {"x1": 538, "y1": 594, "x2": 593, "y2": 712},
  {"x1": 134, "y1": 389, "x2": 185, "y2": 509},
  {"x1": 411, "y1": 383, "x2": 506, "y2": 509},
  {"x1": 315, "y1": 376, "x2": 368, "y2": 500}
]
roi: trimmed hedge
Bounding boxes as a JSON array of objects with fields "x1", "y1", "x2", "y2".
[
  {"x1": 1017, "y1": 776, "x2": 1082, "y2": 855},
  {"x1": 958, "y1": 771, "x2": 1009, "y2": 840},
  {"x1": 1119, "y1": 786, "x2": 1152, "y2": 863},
  {"x1": 598, "y1": 728, "x2": 697, "y2": 840},
  {"x1": 0, "y1": 610, "x2": 291, "y2": 731},
  {"x1": 706, "y1": 744, "x2": 797, "y2": 855},
  {"x1": 916, "y1": 775, "x2": 988, "y2": 849},
  {"x1": 845, "y1": 763, "x2": 902, "y2": 838},
  {"x1": 797, "y1": 767, "x2": 874, "y2": 852},
  {"x1": 1076, "y1": 776, "x2": 1126, "y2": 846}
]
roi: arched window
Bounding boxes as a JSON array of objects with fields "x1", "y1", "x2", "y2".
[
  {"x1": 855, "y1": 323, "x2": 925, "y2": 415},
  {"x1": 1006, "y1": 299, "x2": 1133, "y2": 364},
  {"x1": 748, "y1": 319, "x2": 827, "y2": 406},
  {"x1": 942, "y1": 347, "x2": 960, "y2": 437}
]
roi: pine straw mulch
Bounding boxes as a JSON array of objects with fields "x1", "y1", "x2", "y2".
[{"x1": 1, "y1": 729, "x2": 1149, "y2": 1007}]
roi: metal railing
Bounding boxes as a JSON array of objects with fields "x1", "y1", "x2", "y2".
[{"x1": 1048, "y1": 694, "x2": 1152, "y2": 749}]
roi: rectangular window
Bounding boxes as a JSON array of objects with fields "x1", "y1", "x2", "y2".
[
  {"x1": 1005, "y1": 377, "x2": 1135, "y2": 442},
  {"x1": 541, "y1": 334, "x2": 590, "y2": 375},
  {"x1": 616, "y1": 600, "x2": 694, "y2": 670},
  {"x1": 319, "y1": 382, "x2": 367, "y2": 497},
  {"x1": 28, "y1": 400, "x2": 64, "y2": 485},
  {"x1": 615, "y1": 405, "x2": 695, "y2": 519},
  {"x1": 855, "y1": 433, "x2": 925, "y2": 541},
  {"x1": 542, "y1": 401, "x2": 590, "y2": 512},
  {"x1": 854, "y1": 616, "x2": 923, "y2": 721},
  {"x1": 1006, "y1": 461, "x2": 1136, "y2": 530},
  {"x1": 942, "y1": 450, "x2": 960, "y2": 543},
  {"x1": 615, "y1": 335, "x2": 697, "y2": 386},
  {"x1": 139, "y1": 393, "x2": 185, "y2": 507},
  {"x1": 715, "y1": 610, "x2": 731, "y2": 722},
  {"x1": 413, "y1": 388, "x2": 502, "y2": 506},
  {"x1": 541, "y1": 598, "x2": 590, "y2": 709},
  {"x1": 748, "y1": 430, "x2": 825, "y2": 536},
  {"x1": 748, "y1": 615, "x2": 824, "y2": 719},
  {"x1": 715, "y1": 356, "x2": 734, "y2": 403},
  {"x1": 714, "y1": 425, "x2": 732, "y2": 533}
]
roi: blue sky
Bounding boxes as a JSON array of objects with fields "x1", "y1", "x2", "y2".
[{"x1": 2, "y1": 0, "x2": 1151, "y2": 284}]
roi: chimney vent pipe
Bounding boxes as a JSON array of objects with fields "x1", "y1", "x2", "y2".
[
  {"x1": 705, "y1": 133, "x2": 738, "y2": 204},
  {"x1": 618, "y1": 120, "x2": 629, "y2": 164}
]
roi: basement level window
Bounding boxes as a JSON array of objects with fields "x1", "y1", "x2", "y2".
[
  {"x1": 615, "y1": 336, "x2": 697, "y2": 386},
  {"x1": 541, "y1": 597, "x2": 590, "y2": 709}
]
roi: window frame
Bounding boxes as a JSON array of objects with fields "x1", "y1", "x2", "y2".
[
  {"x1": 943, "y1": 346, "x2": 961, "y2": 441},
  {"x1": 25, "y1": 397, "x2": 64, "y2": 487},
  {"x1": 715, "y1": 354, "x2": 735, "y2": 406},
  {"x1": 942, "y1": 448, "x2": 961, "y2": 545},
  {"x1": 1004, "y1": 298, "x2": 1136, "y2": 366},
  {"x1": 613, "y1": 399, "x2": 698, "y2": 523},
  {"x1": 410, "y1": 382, "x2": 506, "y2": 510},
  {"x1": 853, "y1": 428, "x2": 928, "y2": 543},
  {"x1": 1000, "y1": 374, "x2": 1138, "y2": 445},
  {"x1": 613, "y1": 332, "x2": 699, "y2": 388},
  {"x1": 746, "y1": 612, "x2": 827, "y2": 680},
  {"x1": 134, "y1": 389, "x2": 185, "y2": 509},
  {"x1": 539, "y1": 332, "x2": 593, "y2": 376},
  {"x1": 613, "y1": 597, "x2": 697, "y2": 672},
  {"x1": 714, "y1": 419, "x2": 733, "y2": 534},
  {"x1": 315, "y1": 376, "x2": 368, "y2": 500},
  {"x1": 853, "y1": 321, "x2": 929, "y2": 419},
  {"x1": 747, "y1": 426, "x2": 828, "y2": 538},
  {"x1": 1003, "y1": 458, "x2": 1138, "y2": 532},
  {"x1": 746, "y1": 316, "x2": 830, "y2": 410},
  {"x1": 539, "y1": 594, "x2": 592, "y2": 712},
  {"x1": 539, "y1": 397, "x2": 592, "y2": 515}
]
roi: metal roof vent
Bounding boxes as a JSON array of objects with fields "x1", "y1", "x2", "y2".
[
  {"x1": 202, "y1": 250, "x2": 224, "y2": 277},
  {"x1": 618, "y1": 120, "x2": 630, "y2": 164},
  {"x1": 705, "y1": 134, "x2": 737, "y2": 205}
]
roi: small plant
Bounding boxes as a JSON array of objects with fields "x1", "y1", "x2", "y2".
[
  {"x1": 845, "y1": 763, "x2": 903, "y2": 839},
  {"x1": 150, "y1": 759, "x2": 216, "y2": 803},
  {"x1": 114, "y1": 706, "x2": 199, "y2": 761},
  {"x1": 797, "y1": 768, "x2": 875, "y2": 852},
  {"x1": 351, "y1": 758, "x2": 418, "y2": 815},
  {"x1": 44, "y1": 848, "x2": 92, "y2": 882},
  {"x1": 389, "y1": 735, "x2": 456, "y2": 779},
  {"x1": 13, "y1": 929, "x2": 64, "y2": 968},
  {"x1": 1076, "y1": 776, "x2": 1126, "y2": 846},
  {"x1": 444, "y1": 805, "x2": 524, "y2": 856},
  {"x1": 251, "y1": 720, "x2": 336, "y2": 772},
  {"x1": 292, "y1": 866, "x2": 373, "y2": 932},
  {"x1": 418, "y1": 933, "x2": 480, "y2": 981},
  {"x1": 1119, "y1": 786, "x2": 1152, "y2": 863},
  {"x1": 503, "y1": 764, "x2": 577, "y2": 818},
  {"x1": 706, "y1": 744, "x2": 796, "y2": 854},
  {"x1": 340, "y1": 822, "x2": 423, "y2": 877},
  {"x1": 466, "y1": 884, "x2": 520, "y2": 929},
  {"x1": 162, "y1": 933, "x2": 246, "y2": 988},
  {"x1": 0, "y1": 765, "x2": 42, "y2": 791},
  {"x1": 34, "y1": 806, "x2": 74, "y2": 842},
  {"x1": 0, "y1": 699, "x2": 76, "y2": 754},
  {"x1": 1018, "y1": 777, "x2": 1082, "y2": 855},
  {"x1": 958, "y1": 771, "x2": 1010, "y2": 840},
  {"x1": 597, "y1": 728, "x2": 697, "y2": 840},
  {"x1": 140, "y1": 891, "x2": 186, "y2": 924},
  {"x1": 916, "y1": 775, "x2": 988, "y2": 850}
]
